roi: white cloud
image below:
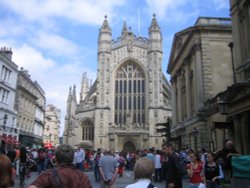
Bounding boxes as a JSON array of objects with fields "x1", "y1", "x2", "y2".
[
  {"x1": 145, "y1": 0, "x2": 187, "y2": 20},
  {"x1": 0, "y1": 0, "x2": 127, "y2": 25},
  {"x1": 33, "y1": 32, "x2": 80, "y2": 57},
  {"x1": 12, "y1": 44, "x2": 55, "y2": 76}
]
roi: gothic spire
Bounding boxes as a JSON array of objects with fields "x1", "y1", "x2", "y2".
[
  {"x1": 67, "y1": 86, "x2": 72, "y2": 101},
  {"x1": 122, "y1": 20, "x2": 128, "y2": 36},
  {"x1": 149, "y1": 14, "x2": 160, "y2": 32},
  {"x1": 100, "y1": 15, "x2": 111, "y2": 33},
  {"x1": 80, "y1": 72, "x2": 89, "y2": 101},
  {"x1": 73, "y1": 84, "x2": 77, "y2": 102}
]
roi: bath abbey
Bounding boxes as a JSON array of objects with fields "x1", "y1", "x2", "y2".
[{"x1": 63, "y1": 15, "x2": 172, "y2": 151}]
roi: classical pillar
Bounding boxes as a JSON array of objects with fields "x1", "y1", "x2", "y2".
[
  {"x1": 185, "y1": 64, "x2": 191, "y2": 117},
  {"x1": 194, "y1": 42, "x2": 204, "y2": 111},
  {"x1": 177, "y1": 71, "x2": 182, "y2": 122},
  {"x1": 171, "y1": 77, "x2": 177, "y2": 125},
  {"x1": 242, "y1": 112, "x2": 250, "y2": 154},
  {"x1": 233, "y1": 115, "x2": 242, "y2": 153}
]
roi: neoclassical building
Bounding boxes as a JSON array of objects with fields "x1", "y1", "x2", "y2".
[
  {"x1": 64, "y1": 15, "x2": 172, "y2": 151},
  {"x1": 214, "y1": 0, "x2": 250, "y2": 155},
  {"x1": 167, "y1": 17, "x2": 233, "y2": 151},
  {"x1": 16, "y1": 68, "x2": 45, "y2": 148}
]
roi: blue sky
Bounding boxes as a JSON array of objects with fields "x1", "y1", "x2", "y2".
[{"x1": 0, "y1": 0, "x2": 230, "y2": 135}]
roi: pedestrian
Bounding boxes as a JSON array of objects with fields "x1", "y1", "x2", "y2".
[
  {"x1": 154, "y1": 150, "x2": 162, "y2": 182},
  {"x1": 28, "y1": 144, "x2": 92, "y2": 188},
  {"x1": 19, "y1": 146, "x2": 28, "y2": 186},
  {"x1": 37, "y1": 147, "x2": 47, "y2": 174},
  {"x1": 0, "y1": 154, "x2": 15, "y2": 188},
  {"x1": 125, "y1": 157, "x2": 156, "y2": 188},
  {"x1": 200, "y1": 148, "x2": 208, "y2": 163},
  {"x1": 117, "y1": 153, "x2": 126, "y2": 177},
  {"x1": 76, "y1": 146, "x2": 85, "y2": 171},
  {"x1": 0, "y1": 140, "x2": 6, "y2": 154},
  {"x1": 7, "y1": 149, "x2": 17, "y2": 177},
  {"x1": 99, "y1": 150, "x2": 118, "y2": 188},
  {"x1": 204, "y1": 152, "x2": 224, "y2": 188},
  {"x1": 214, "y1": 139, "x2": 239, "y2": 182},
  {"x1": 187, "y1": 151, "x2": 204, "y2": 188},
  {"x1": 94, "y1": 149, "x2": 102, "y2": 182},
  {"x1": 163, "y1": 142, "x2": 183, "y2": 188}
]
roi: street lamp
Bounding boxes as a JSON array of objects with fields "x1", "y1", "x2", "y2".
[
  {"x1": 218, "y1": 99, "x2": 229, "y2": 115},
  {"x1": 192, "y1": 128, "x2": 198, "y2": 151}
]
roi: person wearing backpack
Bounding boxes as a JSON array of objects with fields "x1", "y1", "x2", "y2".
[{"x1": 204, "y1": 152, "x2": 224, "y2": 188}]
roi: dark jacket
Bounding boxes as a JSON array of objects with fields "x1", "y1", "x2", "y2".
[{"x1": 166, "y1": 152, "x2": 183, "y2": 188}]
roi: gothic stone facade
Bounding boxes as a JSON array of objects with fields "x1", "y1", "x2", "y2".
[{"x1": 64, "y1": 15, "x2": 172, "y2": 152}]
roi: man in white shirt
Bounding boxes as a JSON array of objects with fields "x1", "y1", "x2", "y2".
[
  {"x1": 76, "y1": 147, "x2": 85, "y2": 171},
  {"x1": 125, "y1": 157, "x2": 155, "y2": 188}
]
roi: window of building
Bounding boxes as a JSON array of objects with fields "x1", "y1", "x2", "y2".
[
  {"x1": 0, "y1": 87, "x2": 9, "y2": 104},
  {"x1": 82, "y1": 119, "x2": 94, "y2": 141},
  {"x1": 114, "y1": 61, "x2": 146, "y2": 126},
  {"x1": 0, "y1": 65, "x2": 11, "y2": 83}
]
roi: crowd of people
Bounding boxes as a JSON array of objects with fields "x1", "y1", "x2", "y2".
[{"x1": 0, "y1": 139, "x2": 239, "y2": 188}]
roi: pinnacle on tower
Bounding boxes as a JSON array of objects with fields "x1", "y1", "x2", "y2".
[
  {"x1": 122, "y1": 20, "x2": 128, "y2": 37},
  {"x1": 73, "y1": 85, "x2": 77, "y2": 102},
  {"x1": 67, "y1": 86, "x2": 72, "y2": 101},
  {"x1": 149, "y1": 13, "x2": 160, "y2": 32},
  {"x1": 100, "y1": 15, "x2": 111, "y2": 33}
]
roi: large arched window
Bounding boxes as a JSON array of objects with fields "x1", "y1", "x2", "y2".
[
  {"x1": 114, "y1": 62, "x2": 145, "y2": 126},
  {"x1": 82, "y1": 120, "x2": 94, "y2": 141}
]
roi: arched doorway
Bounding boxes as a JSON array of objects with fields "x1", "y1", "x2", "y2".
[{"x1": 123, "y1": 141, "x2": 136, "y2": 152}]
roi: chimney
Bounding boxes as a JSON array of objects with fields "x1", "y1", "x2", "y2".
[{"x1": 0, "y1": 47, "x2": 13, "y2": 60}]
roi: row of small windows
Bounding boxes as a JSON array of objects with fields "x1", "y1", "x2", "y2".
[
  {"x1": 115, "y1": 96, "x2": 145, "y2": 111},
  {"x1": 115, "y1": 80, "x2": 145, "y2": 94},
  {"x1": 114, "y1": 113, "x2": 145, "y2": 125}
]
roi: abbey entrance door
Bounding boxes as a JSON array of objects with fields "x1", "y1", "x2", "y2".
[{"x1": 123, "y1": 141, "x2": 136, "y2": 153}]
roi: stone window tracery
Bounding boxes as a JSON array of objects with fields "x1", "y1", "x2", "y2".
[
  {"x1": 82, "y1": 119, "x2": 94, "y2": 141},
  {"x1": 114, "y1": 62, "x2": 145, "y2": 126}
]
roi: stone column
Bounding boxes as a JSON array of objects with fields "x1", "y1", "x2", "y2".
[
  {"x1": 171, "y1": 77, "x2": 177, "y2": 125},
  {"x1": 194, "y1": 42, "x2": 204, "y2": 111},
  {"x1": 241, "y1": 112, "x2": 250, "y2": 154},
  {"x1": 185, "y1": 64, "x2": 191, "y2": 118},
  {"x1": 177, "y1": 71, "x2": 182, "y2": 122},
  {"x1": 233, "y1": 115, "x2": 242, "y2": 153}
]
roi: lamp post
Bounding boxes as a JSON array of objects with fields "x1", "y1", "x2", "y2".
[{"x1": 192, "y1": 128, "x2": 198, "y2": 151}]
